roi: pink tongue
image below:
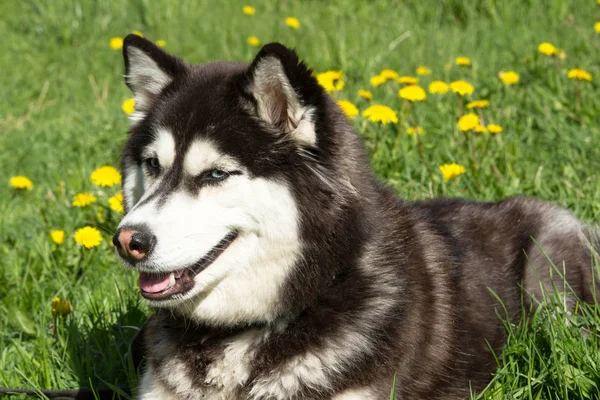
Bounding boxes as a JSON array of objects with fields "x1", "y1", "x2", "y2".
[{"x1": 139, "y1": 272, "x2": 171, "y2": 293}]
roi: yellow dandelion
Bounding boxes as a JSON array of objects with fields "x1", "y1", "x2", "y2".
[
  {"x1": 466, "y1": 99, "x2": 489, "y2": 109},
  {"x1": 595, "y1": 22, "x2": 600, "y2": 33},
  {"x1": 337, "y1": 100, "x2": 359, "y2": 119},
  {"x1": 439, "y1": 163, "x2": 466, "y2": 182},
  {"x1": 406, "y1": 126, "x2": 425, "y2": 135},
  {"x1": 370, "y1": 75, "x2": 387, "y2": 87},
  {"x1": 416, "y1": 66, "x2": 431, "y2": 76},
  {"x1": 285, "y1": 17, "x2": 300, "y2": 29},
  {"x1": 51, "y1": 297, "x2": 72, "y2": 317},
  {"x1": 559, "y1": 50, "x2": 566, "y2": 60},
  {"x1": 398, "y1": 85, "x2": 427, "y2": 102},
  {"x1": 242, "y1": 5, "x2": 256, "y2": 15},
  {"x1": 73, "y1": 226, "x2": 102, "y2": 249},
  {"x1": 109, "y1": 37, "x2": 123, "y2": 50},
  {"x1": 316, "y1": 71, "x2": 344, "y2": 92},
  {"x1": 567, "y1": 68, "x2": 592, "y2": 82},
  {"x1": 538, "y1": 42, "x2": 559, "y2": 56},
  {"x1": 247, "y1": 36, "x2": 261, "y2": 46},
  {"x1": 429, "y1": 81, "x2": 449, "y2": 94},
  {"x1": 50, "y1": 230, "x2": 65, "y2": 245},
  {"x1": 156, "y1": 40, "x2": 167, "y2": 48},
  {"x1": 72, "y1": 193, "x2": 97, "y2": 208},
  {"x1": 450, "y1": 80, "x2": 474, "y2": 96},
  {"x1": 498, "y1": 71, "x2": 520, "y2": 85},
  {"x1": 357, "y1": 90, "x2": 373, "y2": 100},
  {"x1": 397, "y1": 76, "x2": 419, "y2": 85},
  {"x1": 132, "y1": 31, "x2": 143, "y2": 37},
  {"x1": 379, "y1": 69, "x2": 399, "y2": 80},
  {"x1": 109, "y1": 193, "x2": 124, "y2": 214},
  {"x1": 487, "y1": 124, "x2": 503, "y2": 134},
  {"x1": 455, "y1": 57, "x2": 471, "y2": 66},
  {"x1": 9, "y1": 176, "x2": 33, "y2": 190},
  {"x1": 474, "y1": 125, "x2": 488, "y2": 133},
  {"x1": 362, "y1": 105, "x2": 398, "y2": 124},
  {"x1": 122, "y1": 98, "x2": 135, "y2": 115},
  {"x1": 457, "y1": 113, "x2": 479, "y2": 131},
  {"x1": 90, "y1": 166, "x2": 122, "y2": 187}
]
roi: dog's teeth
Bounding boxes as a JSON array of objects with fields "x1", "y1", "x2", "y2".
[{"x1": 167, "y1": 272, "x2": 176, "y2": 288}]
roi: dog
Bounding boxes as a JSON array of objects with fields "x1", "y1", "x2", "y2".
[{"x1": 112, "y1": 34, "x2": 600, "y2": 399}]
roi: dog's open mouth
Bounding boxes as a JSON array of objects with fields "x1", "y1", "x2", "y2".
[{"x1": 138, "y1": 231, "x2": 238, "y2": 301}]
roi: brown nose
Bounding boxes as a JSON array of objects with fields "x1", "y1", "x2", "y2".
[{"x1": 112, "y1": 228, "x2": 155, "y2": 262}]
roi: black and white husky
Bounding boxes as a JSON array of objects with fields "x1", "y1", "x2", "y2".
[{"x1": 113, "y1": 34, "x2": 599, "y2": 399}]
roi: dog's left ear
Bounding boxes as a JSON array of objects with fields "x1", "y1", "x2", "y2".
[
  {"x1": 122, "y1": 34, "x2": 188, "y2": 123},
  {"x1": 242, "y1": 43, "x2": 324, "y2": 147}
]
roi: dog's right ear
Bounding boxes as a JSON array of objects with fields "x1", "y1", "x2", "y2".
[{"x1": 122, "y1": 34, "x2": 187, "y2": 123}]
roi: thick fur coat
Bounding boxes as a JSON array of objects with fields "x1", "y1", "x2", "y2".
[{"x1": 114, "y1": 34, "x2": 600, "y2": 399}]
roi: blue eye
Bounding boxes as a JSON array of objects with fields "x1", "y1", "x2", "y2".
[
  {"x1": 145, "y1": 157, "x2": 160, "y2": 170},
  {"x1": 209, "y1": 169, "x2": 228, "y2": 180}
]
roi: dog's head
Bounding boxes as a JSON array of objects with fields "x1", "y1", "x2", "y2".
[{"x1": 114, "y1": 35, "x2": 367, "y2": 326}]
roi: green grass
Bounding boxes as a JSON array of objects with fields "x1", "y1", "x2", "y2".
[{"x1": 1, "y1": 0, "x2": 599, "y2": 398}]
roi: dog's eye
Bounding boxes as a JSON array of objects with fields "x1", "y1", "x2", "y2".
[
  {"x1": 144, "y1": 157, "x2": 160, "y2": 171},
  {"x1": 208, "y1": 169, "x2": 229, "y2": 180}
]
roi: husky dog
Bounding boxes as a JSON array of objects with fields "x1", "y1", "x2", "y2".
[{"x1": 113, "y1": 34, "x2": 599, "y2": 399}]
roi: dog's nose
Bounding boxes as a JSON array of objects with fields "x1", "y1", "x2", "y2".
[{"x1": 113, "y1": 228, "x2": 155, "y2": 262}]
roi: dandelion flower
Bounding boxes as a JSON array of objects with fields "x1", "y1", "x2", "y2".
[
  {"x1": 399, "y1": 85, "x2": 427, "y2": 102},
  {"x1": 109, "y1": 193, "x2": 124, "y2": 214},
  {"x1": 132, "y1": 31, "x2": 143, "y2": 37},
  {"x1": 156, "y1": 40, "x2": 167, "y2": 48},
  {"x1": 370, "y1": 75, "x2": 386, "y2": 87},
  {"x1": 450, "y1": 80, "x2": 474, "y2": 96},
  {"x1": 247, "y1": 36, "x2": 261, "y2": 46},
  {"x1": 9, "y1": 176, "x2": 33, "y2": 190},
  {"x1": 397, "y1": 76, "x2": 418, "y2": 85},
  {"x1": 406, "y1": 126, "x2": 425, "y2": 135},
  {"x1": 378, "y1": 69, "x2": 398, "y2": 80},
  {"x1": 455, "y1": 57, "x2": 471, "y2": 66},
  {"x1": 498, "y1": 71, "x2": 519, "y2": 85},
  {"x1": 416, "y1": 66, "x2": 431, "y2": 76},
  {"x1": 428, "y1": 81, "x2": 449, "y2": 94},
  {"x1": 595, "y1": 22, "x2": 600, "y2": 33},
  {"x1": 466, "y1": 99, "x2": 489, "y2": 109},
  {"x1": 316, "y1": 71, "x2": 344, "y2": 92},
  {"x1": 457, "y1": 113, "x2": 479, "y2": 131},
  {"x1": 357, "y1": 90, "x2": 373, "y2": 100},
  {"x1": 242, "y1": 5, "x2": 256, "y2": 15},
  {"x1": 50, "y1": 230, "x2": 65, "y2": 245},
  {"x1": 122, "y1": 98, "x2": 135, "y2": 115},
  {"x1": 538, "y1": 42, "x2": 559, "y2": 56},
  {"x1": 72, "y1": 193, "x2": 97, "y2": 207},
  {"x1": 109, "y1": 37, "x2": 123, "y2": 50},
  {"x1": 91, "y1": 166, "x2": 122, "y2": 187},
  {"x1": 362, "y1": 105, "x2": 398, "y2": 124},
  {"x1": 51, "y1": 297, "x2": 72, "y2": 317},
  {"x1": 285, "y1": 17, "x2": 300, "y2": 29},
  {"x1": 439, "y1": 163, "x2": 466, "y2": 182},
  {"x1": 74, "y1": 226, "x2": 102, "y2": 249},
  {"x1": 567, "y1": 68, "x2": 592, "y2": 82},
  {"x1": 474, "y1": 125, "x2": 488, "y2": 133},
  {"x1": 487, "y1": 124, "x2": 503, "y2": 134},
  {"x1": 337, "y1": 100, "x2": 359, "y2": 119}
]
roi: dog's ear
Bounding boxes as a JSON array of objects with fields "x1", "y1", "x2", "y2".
[
  {"x1": 242, "y1": 43, "x2": 324, "y2": 147},
  {"x1": 122, "y1": 34, "x2": 187, "y2": 123}
]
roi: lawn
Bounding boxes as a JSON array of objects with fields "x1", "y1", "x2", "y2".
[{"x1": 1, "y1": 0, "x2": 599, "y2": 398}]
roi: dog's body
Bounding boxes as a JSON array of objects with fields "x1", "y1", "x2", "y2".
[{"x1": 114, "y1": 35, "x2": 599, "y2": 399}]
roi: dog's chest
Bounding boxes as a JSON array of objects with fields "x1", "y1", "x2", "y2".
[{"x1": 144, "y1": 320, "x2": 263, "y2": 399}]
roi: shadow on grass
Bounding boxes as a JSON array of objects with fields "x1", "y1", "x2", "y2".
[{"x1": 61, "y1": 293, "x2": 147, "y2": 400}]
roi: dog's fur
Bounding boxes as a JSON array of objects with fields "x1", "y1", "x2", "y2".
[{"x1": 115, "y1": 34, "x2": 600, "y2": 399}]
